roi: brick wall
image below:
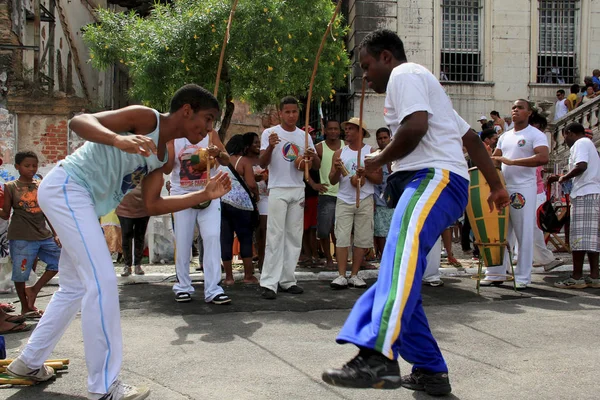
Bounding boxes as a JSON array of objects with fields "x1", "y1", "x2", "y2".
[
  {"x1": 18, "y1": 115, "x2": 68, "y2": 165},
  {"x1": 36, "y1": 119, "x2": 68, "y2": 163}
]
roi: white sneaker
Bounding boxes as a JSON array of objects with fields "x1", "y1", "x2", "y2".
[
  {"x1": 330, "y1": 275, "x2": 348, "y2": 289},
  {"x1": 90, "y1": 380, "x2": 150, "y2": 400},
  {"x1": 6, "y1": 358, "x2": 55, "y2": 382},
  {"x1": 515, "y1": 282, "x2": 528, "y2": 290},
  {"x1": 441, "y1": 249, "x2": 448, "y2": 258},
  {"x1": 479, "y1": 279, "x2": 504, "y2": 287},
  {"x1": 348, "y1": 275, "x2": 367, "y2": 289},
  {"x1": 424, "y1": 279, "x2": 444, "y2": 287},
  {"x1": 543, "y1": 258, "x2": 564, "y2": 272}
]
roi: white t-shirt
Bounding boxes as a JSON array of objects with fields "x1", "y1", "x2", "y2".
[
  {"x1": 554, "y1": 99, "x2": 568, "y2": 121},
  {"x1": 170, "y1": 136, "x2": 218, "y2": 194},
  {"x1": 260, "y1": 124, "x2": 315, "y2": 189},
  {"x1": 385, "y1": 63, "x2": 469, "y2": 180},
  {"x1": 568, "y1": 137, "x2": 600, "y2": 198},
  {"x1": 337, "y1": 144, "x2": 375, "y2": 204},
  {"x1": 497, "y1": 125, "x2": 548, "y2": 187}
]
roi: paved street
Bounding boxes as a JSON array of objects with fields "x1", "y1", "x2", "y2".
[{"x1": 1, "y1": 271, "x2": 599, "y2": 399}]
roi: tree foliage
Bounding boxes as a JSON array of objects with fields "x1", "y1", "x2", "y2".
[{"x1": 83, "y1": 0, "x2": 350, "y2": 115}]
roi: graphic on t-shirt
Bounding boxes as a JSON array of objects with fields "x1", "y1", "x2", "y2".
[
  {"x1": 510, "y1": 192, "x2": 526, "y2": 209},
  {"x1": 178, "y1": 145, "x2": 208, "y2": 187},
  {"x1": 14, "y1": 183, "x2": 42, "y2": 214},
  {"x1": 121, "y1": 165, "x2": 148, "y2": 194},
  {"x1": 282, "y1": 142, "x2": 300, "y2": 162},
  {"x1": 517, "y1": 139, "x2": 526, "y2": 147}
]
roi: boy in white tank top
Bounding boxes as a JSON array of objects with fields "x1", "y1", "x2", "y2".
[{"x1": 6, "y1": 84, "x2": 231, "y2": 400}]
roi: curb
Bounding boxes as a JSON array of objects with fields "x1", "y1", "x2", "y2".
[{"x1": 46, "y1": 264, "x2": 583, "y2": 286}]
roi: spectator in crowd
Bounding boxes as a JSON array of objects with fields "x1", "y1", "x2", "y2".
[
  {"x1": 504, "y1": 116, "x2": 514, "y2": 132},
  {"x1": 480, "y1": 128, "x2": 498, "y2": 156},
  {"x1": 477, "y1": 115, "x2": 491, "y2": 131},
  {"x1": 100, "y1": 210, "x2": 122, "y2": 264},
  {"x1": 373, "y1": 127, "x2": 393, "y2": 260},
  {"x1": 0, "y1": 151, "x2": 61, "y2": 318},
  {"x1": 554, "y1": 89, "x2": 569, "y2": 121},
  {"x1": 485, "y1": 100, "x2": 549, "y2": 290},
  {"x1": 116, "y1": 184, "x2": 149, "y2": 277},
  {"x1": 316, "y1": 120, "x2": 344, "y2": 270},
  {"x1": 490, "y1": 111, "x2": 505, "y2": 134},
  {"x1": 329, "y1": 118, "x2": 382, "y2": 290},
  {"x1": 554, "y1": 123, "x2": 600, "y2": 288},
  {"x1": 592, "y1": 69, "x2": 600, "y2": 88},
  {"x1": 167, "y1": 127, "x2": 232, "y2": 305},
  {"x1": 259, "y1": 96, "x2": 320, "y2": 300},
  {"x1": 566, "y1": 84, "x2": 581, "y2": 111},
  {"x1": 220, "y1": 134, "x2": 259, "y2": 286}
]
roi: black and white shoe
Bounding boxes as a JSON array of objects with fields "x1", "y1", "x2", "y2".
[
  {"x1": 279, "y1": 284, "x2": 304, "y2": 294},
  {"x1": 210, "y1": 293, "x2": 231, "y2": 305},
  {"x1": 322, "y1": 352, "x2": 401, "y2": 389},
  {"x1": 401, "y1": 368, "x2": 452, "y2": 396},
  {"x1": 175, "y1": 292, "x2": 192, "y2": 303}
]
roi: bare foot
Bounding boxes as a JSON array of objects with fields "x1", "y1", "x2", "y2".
[
  {"x1": 243, "y1": 276, "x2": 259, "y2": 285},
  {"x1": 25, "y1": 286, "x2": 38, "y2": 311},
  {"x1": 222, "y1": 278, "x2": 235, "y2": 287}
]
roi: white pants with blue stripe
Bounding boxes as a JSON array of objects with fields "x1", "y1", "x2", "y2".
[{"x1": 19, "y1": 166, "x2": 122, "y2": 397}]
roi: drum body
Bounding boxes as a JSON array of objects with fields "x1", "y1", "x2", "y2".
[{"x1": 466, "y1": 167, "x2": 509, "y2": 267}]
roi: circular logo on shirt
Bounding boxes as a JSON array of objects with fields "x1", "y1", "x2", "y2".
[
  {"x1": 517, "y1": 139, "x2": 526, "y2": 147},
  {"x1": 510, "y1": 192, "x2": 526, "y2": 209},
  {"x1": 282, "y1": 142, "x2": 300, "y2": 162}
]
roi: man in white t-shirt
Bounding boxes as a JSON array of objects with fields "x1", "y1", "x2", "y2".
[
  {"x1": 322, "y1": 29, "x2": 509, "y2": 396},
  {"x1": 258, "y1": 96, "x2": 320, "y2": 300},
  {"x1": 554, "y1": 89, "x2": 568, "y2": 121},
  {"x1": 554, "y1": 123, "x2": 600, "y2": 289},
  {"x1": 484, "y1": 99, "x2": 549, "y2": 289},
  {"x1": 329, "y1": 117, "x2": 382, "y2": 290}
]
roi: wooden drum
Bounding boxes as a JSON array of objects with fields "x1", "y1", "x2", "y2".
[{"x1": 465, "y1": 167, "x2": 509, "y2": 267}]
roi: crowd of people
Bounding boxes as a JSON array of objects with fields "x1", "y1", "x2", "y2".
[{"x1": 0, "y1": 28, "x2": 598, "y2": 400}]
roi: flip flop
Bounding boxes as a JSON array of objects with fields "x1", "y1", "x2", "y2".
[
  {"x1": 5, "y1": 315, "x2": 26, "y2": 324},
  {"x1": 0, "y1": 323, "x2": 32, "y2": 335},
  {"x1": 22, "y1": 310, "x2": 44, "y2": 319},
  {"x1": 0, "y1": 303, "x2": 16, "y2": 313}
]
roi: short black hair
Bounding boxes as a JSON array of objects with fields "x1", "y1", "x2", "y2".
[
  {"x1": 325, "y1": 119, "x2": 340, "y2": 127},
  {"x1": 15, "y1": 151, "x2": 38, "y2": 165},
  {"x1": 565, "y1": 122, "x2": 585, "y2": 135},
  {"x1": 359, "y1": 29, "x2": 407, "y2": 62},
  {"x1": 557, "y1": 89, "x2": 565, "y2": 95},
  {"x1": 480, "y1": 129, "x2": 496, "y2": 142},
  {"x1": 490, "y1": 110, "x2": 500, "y2": 117},
  {"x1": 376, "y1": 127, "x2": 391, "y2": 137},
  {"x1": 516, "y1": 99, "x2": 533, "y2": 111},
  {"x1": 570, "y1": 84, "x2": 580, "y2": 94},
  {"x1": 529, "y1": 112, "x2": 548, "y2": 131},
  {"x1": 225, "y1": 134, "x2": 246, "y2": 156},
  {"x1": 170, "y1": 84, "x2": 219, "y2": 114},
  {"x1": 279, "y1": 96, "x2": 299, "y2": 110}
]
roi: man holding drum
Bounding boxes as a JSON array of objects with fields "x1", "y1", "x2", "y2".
[
  {"x1": 321, "y1": 29, "x2": 509, "y2": 396},
  {"x1": 484, "y1": 100, "x2": 550, "y2": 289}
]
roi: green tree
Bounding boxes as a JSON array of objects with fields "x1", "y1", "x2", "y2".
[{"x1": 83, "y1": 0, "x2": 349, "y2": 135}]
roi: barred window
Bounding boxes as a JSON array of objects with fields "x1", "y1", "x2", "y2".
[
  {"x1": 537, "y1": 0, "x2": 579, "y2": 84},
  {"x1": 441, "y1": 0, "x2": 482, "y2": 82}
]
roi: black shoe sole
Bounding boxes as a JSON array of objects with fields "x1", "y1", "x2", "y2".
[
  {"x1": 330, "y1": 283, "x2": 348, "y2": 290},
  {"x1": 402, "y1": 378, "x2": 452, "y2": 396},
  {"x1": 322, "y1": 372, "x2": 402, "y2": 389}
]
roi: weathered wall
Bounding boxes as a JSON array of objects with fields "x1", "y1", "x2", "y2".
[
  {"x1": 17, "y1": 114, "x2": 68, "y2": 163},
  {"x1": 0, "y1": 108, "x2": 16, "y2": 166}
]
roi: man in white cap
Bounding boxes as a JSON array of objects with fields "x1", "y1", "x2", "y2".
[
  {"x1": 329, "y1": 117, "x2": 382, "y2": 289},
  {"x1": 477, "y1": 115, "x2": 490, "y2": 132}
]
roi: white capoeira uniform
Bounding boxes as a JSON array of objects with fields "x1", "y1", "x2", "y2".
[
  {"x1": 17, "y1": 110, "x2": 167, "y2": 397},
  {"x1": 485, "y1": 125, "x2": 549, "y2": 284},
  {"x1": 170, "y1": 137, "x2": 224, "y2": 302}
]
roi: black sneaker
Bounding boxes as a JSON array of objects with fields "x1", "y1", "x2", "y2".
[
  {"x1": 322, "y1": 352, "x2": 401, "y2": 389},
  {"x1": 279, "y1": 284, "x2": 304, "y2": 294},
  {"x1": 261, "y1": 287, "x2": 277, "y2": 300},
  {"x1": 401, "y1": 369, "x2": 451, "y2": 396},
  {"x1": 174, "y1": 292, "x2": 192, "y2": 303}
]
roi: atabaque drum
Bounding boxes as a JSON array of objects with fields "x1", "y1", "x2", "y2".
[{"x1": 465, "y1": 167, "x2": 509, "y2": 267}]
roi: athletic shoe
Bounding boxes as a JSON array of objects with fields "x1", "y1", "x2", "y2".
[
  {"x1": 330, "y1": 275, "x2": 348, "y2": 290},
  {"x1": 554, "y1": 277, "x2": 587, "y2": 289},
  {"x1": 210, "y1": 293, "x2": 231, "y2": 305},
  {"x1": 543, "y1": 258, "x2": 565, "y2": 272},
  {"x1": 6, "y1": 358, "x2": 54, "y2": 382},
  {"x1": 401, "y1": 369, "x2": 452, "y2": 396},
  {"x1": 121, "y1": 266, "x2": 132, "y2": 277},
  {"x1": 279, "y1": 285, "x2": 304, "y2": 294},
  {"x1": 585, "y1": 276, "x2": 600, "y2": 288},
  {"x1": 261, "y1": 287, "x2": 277, "y2": 300},
  {"x1": 174, "y1": 292, "x2": 192, "y2": 303},
  {"x1": 322, "y1": 352, "x2": 401, "y2": 389},
  {"x1": 348, "y1": 276, "x2": 367, "y2": 289},
  {"x1": 423, "y1": 279, "x2": 444, "y2": 287},
  {"x1": 440, "y1": 249, "x2": 448, "y2": 258},
  {"x1": 134, "y1": 266, "x2": 145, "y2": 275},
  {"x1": 92, "y1": 379, "x2": 150, "y2": 400},
  {"x1": 479, "y1": 279, "x2": 504, "y2": 287},
  {"x1": 515, "y1": 282, "x2": 528, "y2": 290}
]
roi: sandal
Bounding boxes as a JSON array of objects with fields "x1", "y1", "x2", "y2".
[
  {"x1": 174, "y1": 292, "x2": 192, "y2": 303},
  {"x1": 1, "y1": 303, "x2": 16, "y2": 313},
  {"x1": 22, "y1": 310, "x2": 44, "y2": 319},
  {"x1": 447, "y1": 256, "x2": 463, "y2": 268},
  {"x1": 0, "y1": 322, "x2": 32, "y2": 335},
  {"x1": 5, "y1": 315, "x2": 26, "y2": 324}
]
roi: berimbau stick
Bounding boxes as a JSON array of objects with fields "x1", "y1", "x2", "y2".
[{"x1": 356, "y1": 77, "x2": 366, "y2": 208}]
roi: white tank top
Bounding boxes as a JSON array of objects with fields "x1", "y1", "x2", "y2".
[
  {"x1": 337, "y1": 144, "x2": 375, "y2": 204},
  {"x1": 170, "y1": 136, "x2": 217, "y2": 194}
]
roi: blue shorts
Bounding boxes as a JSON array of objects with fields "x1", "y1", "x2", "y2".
[{"x1": 10, "y1": 238, "x2": 61, "y2": 282}]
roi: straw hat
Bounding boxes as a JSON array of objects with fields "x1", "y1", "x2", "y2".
[{"x1": 341, "y1": 117, "x2": 370, "y2": 138}]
